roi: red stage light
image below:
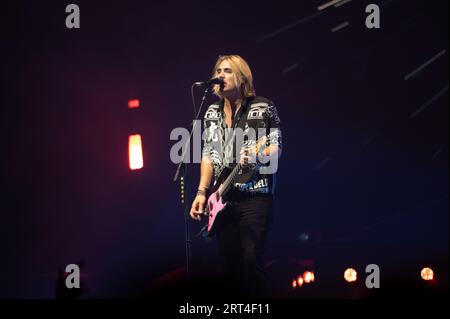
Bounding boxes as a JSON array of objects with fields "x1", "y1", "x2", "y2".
[
  {"x1": 129, "y1": 134, "x2": 143, "y2": 170},
  {"x1": 128, "y1": 99, "x2": 140, "y2": 109}
]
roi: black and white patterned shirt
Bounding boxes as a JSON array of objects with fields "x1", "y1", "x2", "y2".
[{"x1": 202, "y1": 96, "x2": 282, "y2": 195}]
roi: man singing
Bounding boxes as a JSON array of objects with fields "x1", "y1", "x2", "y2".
[{"x1": 190, "y1": 55, "x2": 282, "y2": 297}]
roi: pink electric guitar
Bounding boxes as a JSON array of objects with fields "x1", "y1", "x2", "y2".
[{"x1": 202, "y1": 136, "x2": 268, "y2": 236}]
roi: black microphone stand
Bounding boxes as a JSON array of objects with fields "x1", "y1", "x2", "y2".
[{"x1": 173, "y1": 84, "x2": 211, "y2": 277}]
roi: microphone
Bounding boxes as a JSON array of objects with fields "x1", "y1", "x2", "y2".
[{"x1": 194, "y1": 78, "x2": 224, "y2": 87}]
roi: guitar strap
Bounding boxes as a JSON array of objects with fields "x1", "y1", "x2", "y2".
[{"x1": 222, "y1": 98, "x2": 248, "y2": 165}]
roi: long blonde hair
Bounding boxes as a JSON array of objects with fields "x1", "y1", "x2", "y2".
[{"x1": 211, "y1": 55, "x2": 256, "y2": 98}]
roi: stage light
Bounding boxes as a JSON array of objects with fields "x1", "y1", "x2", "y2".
[
  {"x1": 129, "y1": 134, "x2": 143, "y2": 170},
  {"x1": 299, "y1": 232, "x2": 310, "y2": 243},
  {"x1": 421, "y1": 267, "x2": 434, "y2": 281},
  {"x1": 303, "y1": 271, "x2": 314, "y2": 284},
  {"x1": 128, "y1": 99, "x2": 140, "y2": 109},
  {"x1": 292, "y1": 279, "x2": 297, "y2": 288},
  {"x1": 297, "y1": 276, "x2": 304, "y2": 287},
  {"x1": 344, "y1": 268, "x2": 357, "y2": 282}
]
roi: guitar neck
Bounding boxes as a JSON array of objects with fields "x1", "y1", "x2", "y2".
[{"x1": 218, "y1": 163, "x2": 242, "y2": 198}]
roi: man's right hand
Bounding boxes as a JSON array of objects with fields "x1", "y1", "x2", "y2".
[{"x1": 190, "y1": 195, "x2": 206, "y2": 221}]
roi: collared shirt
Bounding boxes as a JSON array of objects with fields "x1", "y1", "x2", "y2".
[{"x1": 202, "y1": 96, "x2": 282, "y2": 195}]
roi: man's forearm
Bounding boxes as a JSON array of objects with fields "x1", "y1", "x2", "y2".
[{"x1": 198, "y1": 156, "x2": 214, "y2": 191}]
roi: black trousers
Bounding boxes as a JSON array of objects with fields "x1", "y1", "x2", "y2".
[{"x1": 216, "y1": 192, "x2": 273, "y2": 297}]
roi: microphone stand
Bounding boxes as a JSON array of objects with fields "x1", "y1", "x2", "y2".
[{"x1": 173, "y1": 84, "x2": 210, "y2": 278}]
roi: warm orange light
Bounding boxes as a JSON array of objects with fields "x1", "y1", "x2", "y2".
[
  {"x1": 344, "y1": 268, "x2": 357, "y2": 282},
  {"x1": 303, "y1": 271, "x2": 314, "y2": 284},
  {"x1": 292, "y1": 279, "x2": 297, "y2": 288},
  {"x1": 128, "y1": 99, "x2": 140, "y2": 109},
  {"x1": 297, "y1": 276, "x2": 304, "y2": 287},
  {"x1": 128, "y1": 134, "x2": 143, "y2": 170},
  {"x1": 421, "y1": 267, "x2": 434, "y2": 281}
]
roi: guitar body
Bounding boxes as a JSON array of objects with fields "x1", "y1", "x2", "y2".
[
  {"x1": 205, "y1": 166, "x2": 232, "y2": 236},
  {"x1": 205, "y1": 190, "x2": 228, "y2": 236}
]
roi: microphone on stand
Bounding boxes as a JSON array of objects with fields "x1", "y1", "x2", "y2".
[{"x1": 194, "y1": 77, "x2": 224, "y2": 87}]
